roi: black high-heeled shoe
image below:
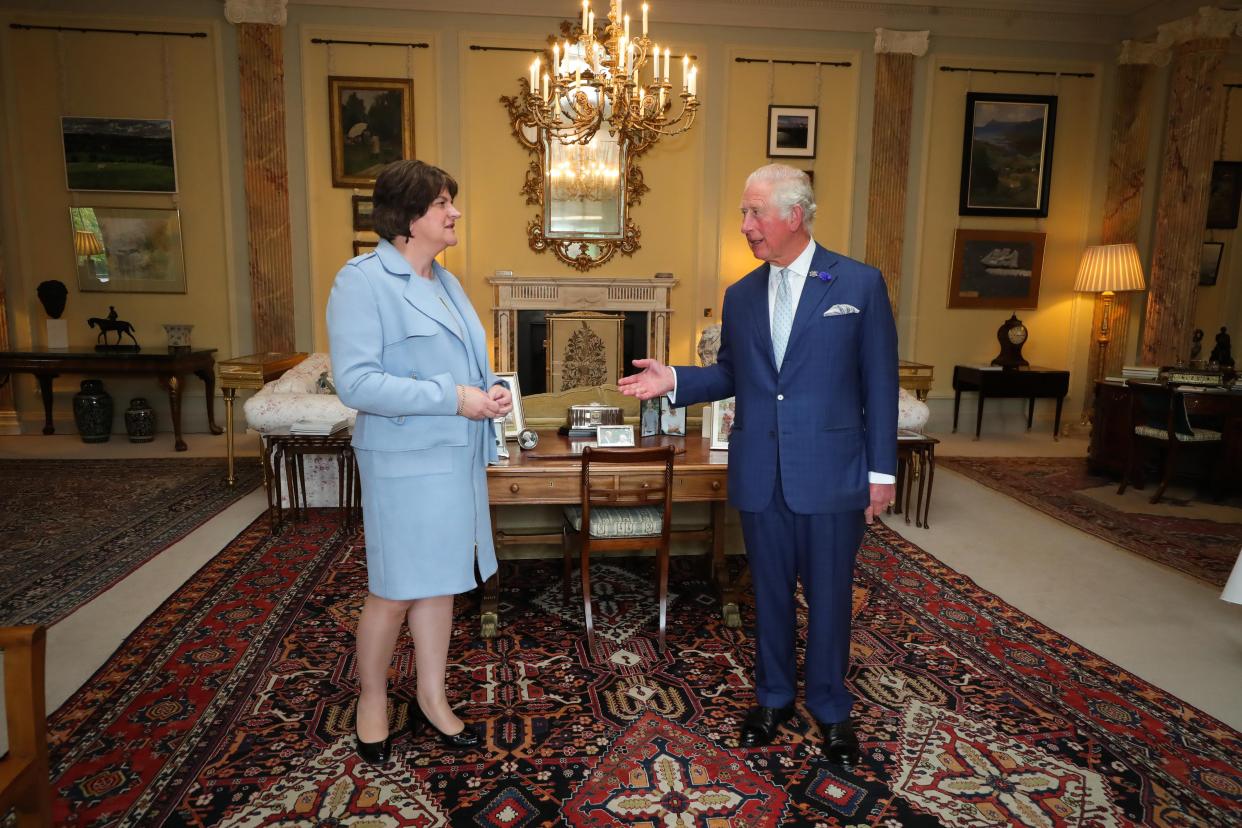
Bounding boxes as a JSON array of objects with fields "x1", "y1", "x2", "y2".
[
  {"x1": 409, "y1": 701, "x2": 481, "y2": 750},
  {"x1": 355, "y1": 733, "x2": 392, "y2": 764}
]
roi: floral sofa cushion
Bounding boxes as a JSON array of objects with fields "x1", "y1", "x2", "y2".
[
  {"x1": 242, "y1": 353, "x2": 357, "y2": 508},
  {"x1": 897, "y1": 387, "x2": 930, "y2": 433}
]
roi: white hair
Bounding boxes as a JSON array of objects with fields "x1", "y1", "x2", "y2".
[{"x1": 745, "y1": 164, "x2": 816, "y2": 231}]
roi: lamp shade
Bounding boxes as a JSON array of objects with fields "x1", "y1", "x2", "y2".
[
  {"x1": 73, "y1": 230, "x2": 105, "y2": 257},
  {"x1": 1073, "y1": 242, "x2": 1146, "y2": 293}
]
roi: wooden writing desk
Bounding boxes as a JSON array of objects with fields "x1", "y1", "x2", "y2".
[
  {"x1": 483, "y1": 432, "x2": 736, "y2": 638},
  {"x1": 0, "y1": 348, "x2": 222, "y2": 451}
]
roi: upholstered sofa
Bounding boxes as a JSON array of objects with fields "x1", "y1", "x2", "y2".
[{"x1": 243, "y1": 353, "x2": 356, "y2": 507}]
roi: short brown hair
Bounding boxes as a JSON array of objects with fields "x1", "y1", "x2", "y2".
[{"x1": 371, "y1": 160, "x2": 459, "y2": 241}]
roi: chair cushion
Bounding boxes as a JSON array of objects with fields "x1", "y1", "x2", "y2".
[
  {"x1": 563, "y1": 505, "x2": 664, "y2": 538},
  {"x1": 1134, "y1": 425, "x2": 1222, "y2": 442}
]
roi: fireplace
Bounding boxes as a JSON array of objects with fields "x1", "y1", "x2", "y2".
[{"x1": 489, "y1": 275, "x2": 677, "y2": 391}]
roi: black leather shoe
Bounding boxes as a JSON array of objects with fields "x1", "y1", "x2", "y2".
[
  {"x1": 355, "y1": 734, "x2": 391, "y2": 764},
  {"x1": 409, "y1": 701, "x2": 481, "y2": 750},
  {"x1": 816, "y1": 718, "x2": 860, "y2": 768},
  {"x1": 739, "y1": 705, "x2": 795, "y2": 747}
]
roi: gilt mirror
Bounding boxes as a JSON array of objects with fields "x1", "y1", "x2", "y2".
[{"x1": 502, "y1": 79, "x2": 648, "y2": 271}]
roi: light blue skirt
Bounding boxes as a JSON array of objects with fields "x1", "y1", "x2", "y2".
[{"x1": 354, "y1": 417, "x2": 497, "y2": 600}]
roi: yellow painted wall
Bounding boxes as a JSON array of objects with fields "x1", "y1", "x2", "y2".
[
  {"x1": 910, "y1": 55, "x2": 1104, "y2": 400},
  {"x1": 2, "y1": 0, "x2": 1153, "y2": 436},
  {"x1": 0, "y1": 9, "x2": 233, "y2": 432}
]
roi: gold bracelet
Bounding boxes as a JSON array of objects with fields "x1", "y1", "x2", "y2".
[{"x1": 455, "y1": 385, "x2": 466, "y2": 415}]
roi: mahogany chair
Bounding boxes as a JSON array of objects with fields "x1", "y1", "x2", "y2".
[
  {"x1": 0, "y1": 625, "x2": 52, "y2": 828},
  {"x1": 1118, "y1": 382, "x2": 1224, "y2": 504},
  {"x1": 562, "y1": 445, "x2": 676, "y2": 654}
]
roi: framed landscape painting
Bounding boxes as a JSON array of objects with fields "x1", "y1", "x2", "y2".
[
  {"x1": 1206, "y1": 161, "x2": 1242, "y2": 229},
  {"x1": 70, "y1": 206, "x2": 186, "y2": 293},
  {"x1": 947, "y1": 228, "x2": 1045, "y2": 309},
  {"x1": 958, "y1": 93, "x2": 1057, "y2": 217},
  {"x1": 62, "y1": 116, "x2": 177, "y2": 192},
  {"x1": 329, "y1": 77, "x2": 415, "y2": 188},
  {"x1": 767, "y1": 105, "x2": 818, "y2": 158}
]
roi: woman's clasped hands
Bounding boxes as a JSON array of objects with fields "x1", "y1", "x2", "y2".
[{"x1": 457, "y1": 384, "x2": 513, "y2": 420}]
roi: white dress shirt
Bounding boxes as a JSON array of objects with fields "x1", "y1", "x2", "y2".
[{"x1": 671, "y1": 238, "x2": 894, "y2": 486}]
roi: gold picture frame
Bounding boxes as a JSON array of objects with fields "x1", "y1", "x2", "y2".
[{"x1": 328, "y1": 76, "x2": 415, "y2": 188}]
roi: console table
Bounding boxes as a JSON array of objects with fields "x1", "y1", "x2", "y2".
[
  {"x1": 952, "y1": 364, "x2": 1070, "y2": 439},
  {"x1": 0, "y1": 349, "x2": 223, "y2": 451},
  {"x1": 218, "y1": 352, "x2": 307, "y2": 485},
  {"x1": 484, "y1": 433, "x2": 735, "y2": 638}
]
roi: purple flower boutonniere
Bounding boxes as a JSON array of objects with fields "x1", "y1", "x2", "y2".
[{"x1": 809, "y1": 269, "x2": 834, "y2": 283}]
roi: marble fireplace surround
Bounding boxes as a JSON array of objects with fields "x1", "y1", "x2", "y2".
[{"x1": 488, "y1": 275, "x2": 677, "y2": 374}]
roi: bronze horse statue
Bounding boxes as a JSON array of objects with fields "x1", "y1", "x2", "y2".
[{"x1": 88, "y1": 316, "x2": 140, "y2": 349}]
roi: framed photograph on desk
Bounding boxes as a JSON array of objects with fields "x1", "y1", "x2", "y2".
[
  {"x1": 494, "y1": 372, "x2": 525, "y2": 438},
  {"x1": 709, "y1": 397, "x2": 736, "y2": 450}
]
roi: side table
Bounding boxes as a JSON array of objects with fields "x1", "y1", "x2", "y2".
[
  {"x1": 894, "y1": 431, "x2": 939, "y2": 529},
  {"x1": 261, "y1": 427, "x2": 360, "y2": 533},
  {"x1": 218, "y1": 352, "x2": 307, "y2": 485}
]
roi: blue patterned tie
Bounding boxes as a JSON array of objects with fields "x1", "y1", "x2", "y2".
[{"x1": 771, "y1": 267, "x2": 793, "y2": 369}]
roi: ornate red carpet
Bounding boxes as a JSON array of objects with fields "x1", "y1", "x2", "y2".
[
  {"x1": 48, "y1": 513, "x2": 1240, "y2": 826},
  {"x1": 0, "y1": 458, "x2": 262, "y2": 625},
  {"x1": 938, "y1": 455, "x2": 1242, "y2": 586}
]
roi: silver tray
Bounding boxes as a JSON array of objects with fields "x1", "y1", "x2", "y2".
[{"x1": 568, "y1": 403, "x2": 623, "y2": 429}]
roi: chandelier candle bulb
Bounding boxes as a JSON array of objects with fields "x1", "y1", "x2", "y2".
[
  {"x1": 651, "y1": 43, "x2": 659, "y2": 80},
  {"x1": 530, "y1": 59, "x2": 538, "y2": 91},
  {"x1": 664, "y1": 47, "x2": 670, "y2": 82},
  {"x1": 643, "y1": 2, "x2": 648, "y2": 36},
  {"x1": 689, "y1": 65, "x2": 697, "y2": 97},
  {"x1": 543, "y1": 72, "x2": 550, "y2": 101},
  {"x1": 683, "y1": 54, "x2": 689, "y2": 89},
  {"x1": 588, "y1": 11, "x2": 595, "y2": 35},
  {"x1": 628, "y1": 42, "x2": 636, "y2": 76},
  {"x1": 625, "y1": 14, "x2": 630, "y2": 40},
  {"x1": 553, "y1": 43, "x2": 560, "y2": 76},
  {"x1": 582, "y1": 0, "x2": 588, "y2": 31}
]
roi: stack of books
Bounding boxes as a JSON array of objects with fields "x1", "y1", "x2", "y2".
[
  {"x1": 289, "y1": 418, "x2": 349, "y2": 436},
  {"x1": 1121, "y1": 365, "x2": 1159, "y2": 381}
]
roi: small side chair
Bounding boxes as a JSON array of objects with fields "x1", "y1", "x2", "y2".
[
  {"x1": 562, "y1": 444, "x2": 676, "y2": 654},
  {"x1": 1118, "y1": 382, "x2": 1224, "y2": 504}
]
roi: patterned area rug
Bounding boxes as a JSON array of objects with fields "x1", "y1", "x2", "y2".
[
  {"x1": 49, "y1": 514, "x2": 1240, "y2": 826},
  {"x1": 0, "y1": 458, "x2": 262, "y2": 626},
  {"x1": 937, "y1": 456, "x2": 1242, "y2": 586}
]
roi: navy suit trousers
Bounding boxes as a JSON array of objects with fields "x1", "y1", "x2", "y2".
[{"x1": 739, "y1": 474, "x2": 864, "y2": 724}]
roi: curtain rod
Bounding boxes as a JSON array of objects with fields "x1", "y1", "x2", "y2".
[
  {"x1": 9, "y1": 22, "x2": 206, "y2": 38},
  {"x1": 940, "y1": 65, "x2": 1093, "y2": 78},
  {"x1": 472, "y1": 44, "x2": 697, "y2": 60},
  {"x1": 311, "y1": 38, "x2": 428, "y2": 48},
  {"x1": 735, "y1": 57, "x2": 851, "y2": 67}
]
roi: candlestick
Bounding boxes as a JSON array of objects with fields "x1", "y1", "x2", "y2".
[
  {"x1": 553, "y1": 43, "x2": 559, "y2": 78},
  {"x1": 663, "y1": 47, "x2": 670, "y2": 82},
  {"x1": 543, "y1": 72, "x2": 549, "y2": 101},
  {"x1": 582, "y1": 0, "x2": 588, "y2": 33},
  {"x1": 652, "y1": 43, "x2": 659, "y2": 80},
  {"x1": 530, "y1": 58, "x2": 539, "y2": 92},
  {"x1": 642, "y1": 3, "x2": 649, "y2": 36},
  {"x1": 682, "y1": 54, "x2": 689, "y2": 90},
  {"x1": 689, "y1": 66, "x2": 697, "y2": 97},
  {"x1": 625, "y1": 14, "x2": 630, "y2": 41}
]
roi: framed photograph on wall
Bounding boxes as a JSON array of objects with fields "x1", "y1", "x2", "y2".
[
  {"x1": 352, "y1": 239, "x2": 378, "y2": 256},
  {"x1": 767, "y1": 105, "x2": 818, "y2": 158},
  {"x1": 709, "y1": 397, "x2": 736, "y2": 451},
  {"x1": 494, "y1": 372, "x2": 525, "y2": 438},
  {"x1": 329, "y1": 76, "x2": 415, "y2": 188},
  {"x1": 1200, "y1": 241, "x2": 1224, "y2": 286},
  {"x1": 62, "y1": 116, "x2": 177, "y2": 192},
  {"x1": 947, "y1": 228, "x2": 1045, "y2": 309},
  {"x1": 352, "y1": 195, "x2": 374, "y2": 231},
  {"x1": 958, "y1": 93, "x2": 1057, "y2": 217},
  {"x1": 70, "y1": 206, "x2": 186, "y2": 293},
  {"x1": 1206, "y1": 161, "x2": 1242, "y2": 229}
]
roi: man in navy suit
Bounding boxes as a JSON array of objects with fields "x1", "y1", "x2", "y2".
[{"x1": 619, "y1": 164, "x2": 897, "y2": 767}]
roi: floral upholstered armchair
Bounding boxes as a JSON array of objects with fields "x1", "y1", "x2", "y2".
[{"x1": 242, "y1": 353, "x2": 357, "y2": 507}]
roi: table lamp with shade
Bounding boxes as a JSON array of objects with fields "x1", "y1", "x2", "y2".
[
  {"x1": 74, "y1": 230, "x2": 106, "y2": 285},
  {"x1": 1073, "y1": 242, "x2": 1147, "y2": 387}
]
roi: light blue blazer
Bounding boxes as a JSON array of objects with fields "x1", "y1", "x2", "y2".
[{"x1": 326, "y1": 239, "x2": 500, "y2": 598}]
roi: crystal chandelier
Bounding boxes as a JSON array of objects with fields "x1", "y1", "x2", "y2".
[{"x1": 525, "y1": 0, "x2": 701, "y2": 148}]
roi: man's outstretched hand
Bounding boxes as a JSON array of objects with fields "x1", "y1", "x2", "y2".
[{"x1": 617, "y1": 358, "x2": 676, "y2": 401}]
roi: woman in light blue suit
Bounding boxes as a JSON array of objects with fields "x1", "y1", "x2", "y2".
[{"x1": 327, "y1": 160, "x2": 511, "y2": 763}]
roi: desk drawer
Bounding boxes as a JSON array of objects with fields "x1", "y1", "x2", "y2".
[
  {"x1": 489, "y1": 474, "x2": 579, "y2": 503},
  {"x1": 674, "y1": 473, "x2": 726, "y2": 500}
]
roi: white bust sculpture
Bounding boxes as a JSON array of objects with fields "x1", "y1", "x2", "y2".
[{"x1": 697, "y1": 323, "x2": 722, "y2": 366}]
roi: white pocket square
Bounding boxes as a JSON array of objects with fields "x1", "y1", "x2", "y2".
[{"x1": 823, "y1": 304, "x2": 860, "y2": 316}]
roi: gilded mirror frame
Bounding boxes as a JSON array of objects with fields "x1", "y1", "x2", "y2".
[{"x1": 501, "y1": 77, "x2": 650, "y2": 272}]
